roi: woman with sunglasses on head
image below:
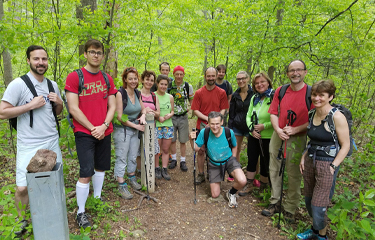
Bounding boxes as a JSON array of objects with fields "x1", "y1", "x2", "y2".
[
  {"x1": 297, "y1": 80, "x2": 349, "y2": 240},
  {"x1": 155, "y1": 74, "x2": 174, "y2": 180},
  {"x1": 239, "y1": 72, "x2": 274, "y2": 196},
  {"x1": 113, "y1": 67, "x2": 147, "y2": 200},
  {"x1": 135, "y1": 70, "x2": 161, "y2": 174},
  {"x1": 228, "y1": 71, "x2": 254, "y2": 182}
]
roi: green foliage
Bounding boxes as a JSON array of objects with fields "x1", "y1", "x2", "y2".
[
  {"x1": 112, "y1": 112, "x2": 128, "y2": 126},
  {"x1": 328, "y1": 188, "x2": 375, "y2": 239}
]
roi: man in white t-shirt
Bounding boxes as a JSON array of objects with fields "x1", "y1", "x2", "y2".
[{"x1": 0, "y1": 45, "x2": 63, "y2": 235}]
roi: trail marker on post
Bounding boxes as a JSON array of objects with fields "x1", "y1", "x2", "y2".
[{"x1": 141, "y1": 113, "x2": 155, "y2": 193}]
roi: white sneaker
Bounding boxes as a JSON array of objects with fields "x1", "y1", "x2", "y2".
[{"x1": 226, "y1": 191, "x2": 238, "y2": 208}]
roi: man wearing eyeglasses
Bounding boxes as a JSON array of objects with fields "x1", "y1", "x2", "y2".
[
  {"x1": 0, "y1": 45, "x2": 63, "y2": 236},
  {"x1": 215, "y1": 64, "x2": 233, "y2": 127},
  {"x1": 261, "y1": 59, "x2": 314, "y2": 224},
  {"x1": 65, "y1": 39, "x2": 117, "y2": 229}
]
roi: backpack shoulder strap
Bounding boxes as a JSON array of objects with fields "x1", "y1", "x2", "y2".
[
  {"x1": 225, "y1": 80, "x2": 230, "y2": 95},
  {"x1": 278, "y1": 84, "x2": 290, "y2": 102},
  {"x1": 184, "y1": 82, "x2": 190, "y2": 99},
  {"x1": 118, "y1": 87, "x2": 128, "y2": 110},
  {"x1": 20, "y1": 75, "x2": 38, "y2": 97},
  {"x1": 307, "y1": 108, "x2": 316, "y2": 130},
  {"x1": 74, "y1": 69, "x2": 86, "y2": 95},
  {"x1": 204, "y1": 127, "x2": 210, "y2": 147},
  {"x1": 101, "y1": 70, "x2": 111, "y2": 98},
  {"x1": 151, "y1": 92, "x2": 157, "y2": 109},
  {"x1": 326, "y1": 108, "x2": 340, "y2": 151},
  {"x1": 224, "y1": 127, "x2": 233, "y2": 149},
  {"x1": 20, "y1": 75, "x2": 38, "y2": 128},
  {"x1": 46, "y1": 79, "x2": 60, "y2": 137},
  {"x1": 134, "y1": 89, "x2": 141, "y2": 99},
  {"x1": 305, "y1": 84, "x2": 312, "y2": 110}
]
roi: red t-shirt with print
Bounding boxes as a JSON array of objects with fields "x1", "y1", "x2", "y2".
[{"x1": 65, "y1": 67, "x2": 117, "y2": 136}]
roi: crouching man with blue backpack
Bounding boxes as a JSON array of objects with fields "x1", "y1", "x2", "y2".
[
  {"x1": 190, "y1": 112, "x2": 246, "y2": 208},
  {"x1": 0, "y1": 45, "x2": 63, "y2": 236}
]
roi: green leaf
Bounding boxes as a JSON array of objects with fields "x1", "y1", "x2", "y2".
[
  {"x1": 365, "y1": 189, "x2": 375, "y2": 199},
  {"x1": 363, "y1": 199, "x2": 375, "y2": 206},
  {"x1": 359, "y1": 219, "x2": 372, "y2": 233},
  {"x1": 341, "y1": 201, "x2": 355, "y2": 210}
]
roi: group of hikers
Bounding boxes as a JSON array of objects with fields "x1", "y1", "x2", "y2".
[{"x1": 0, "y1": 39, "x2": 350, "y2": 240}]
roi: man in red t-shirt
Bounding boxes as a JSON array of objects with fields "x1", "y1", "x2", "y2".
[
  {"x1": 65, "y1": 39, "x2": 117, "y2": 229},
  {"x1": 261, "y1": 60, "x2": 314, "y2": 224},
  {"x1": 191, "y1": 67, "x2": 228, "y2": 184}
]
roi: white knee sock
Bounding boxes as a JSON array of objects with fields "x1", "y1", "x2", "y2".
[
  {"x1": 92, "y1": 170, "x2": 105, "y2": 199},
  {"x1": 171, "y1": 153, "x2": 177, "y2": 161},
  {"x1": 76, "y1": 181, "x2": 89, "y2": 214}
]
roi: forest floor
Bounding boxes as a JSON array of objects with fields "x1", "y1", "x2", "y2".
[{"x1": 1, "y1": 119, "x2": 332, "y2": 240}]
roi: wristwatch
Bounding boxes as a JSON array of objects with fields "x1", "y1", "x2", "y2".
[
  {"x1": 103, "y1": 122, "x2": 109, "y2": 128},
  {"x1": 330, "y1": 163, "x2": 338, "y2": 170}
]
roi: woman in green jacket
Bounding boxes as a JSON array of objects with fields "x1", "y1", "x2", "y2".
[{"x1": 239, "y1": 72, "x2": 274, "y2": 196}]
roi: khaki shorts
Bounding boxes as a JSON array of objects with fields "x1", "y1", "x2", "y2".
[
  {"x1": 208, "y1": 156, "x2": 241, "y2": 183},
  {"x1": 172, "y1": 114, "x2": 189, "y2": 143}
]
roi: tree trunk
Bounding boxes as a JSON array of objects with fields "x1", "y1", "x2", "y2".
[
  {"x1": 76, "y1": 0, "x2": 97, "y2": 67},
  {"x1": 103, "y1": 1, "x2": 118, "y2": 79},
  {"x1": 1, "y1": 0, "x2": 13, "y2": 86}
]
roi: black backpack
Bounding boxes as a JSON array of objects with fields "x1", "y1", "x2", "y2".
[
  {"x1": 308, "y1": 103, "x2": 355, "y2": 157},
  {"x1": 64, "y1": 69, "x2": 111, "y2": 129},
  {"x1": 203, "y1": 127, "x2": 233, "y2": 164},
  {"x1": 278, "y1": 83, "x2": 312, "y2": 110},
  {"x1": 9, "y1": 75, "x2": 60, "y2": 136}
]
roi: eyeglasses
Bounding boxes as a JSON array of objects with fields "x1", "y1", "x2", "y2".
[
  {"x1": 125, "y1": 67, "x2": 137, "y2": 72},
  {"x1": 236, "y1": 77, "x2": 247, "y2": 82},
  {"x1": 287, "y1": 68, "x2": 305, "y2": 73},
  {"x1": 87, "y1": 50, "x2": 103, "y2": 56}
]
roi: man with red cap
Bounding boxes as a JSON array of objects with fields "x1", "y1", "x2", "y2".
[{"x1": 168, "y1": 65, "x2": 194, "y2": 172}]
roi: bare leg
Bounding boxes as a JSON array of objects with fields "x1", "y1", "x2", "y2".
[
  {"x1": 170, "y1": 141, "x2": 177, "y2": 155},
  {"x1": 197, "y1": 150, "x2": 205, "y2": 173},
  {"x1": 180, "y1": 142, "x2": 186, "y2": 158},
  {"x1": 210, "y1": 182, "x2": 221, "y2": 198},
  {"x1": 246, "y1": 171, "x2": 256, "y2": 180},
  {"x1": 161, "y1": 139, "x2": 172, "y2": 168},
  {"x1": 319, "y1": 226, "x2": 327, "y2": 236},
  {"x1": 235, "y1": 136, "x2": 244, "y2": 161},
  {"x1": 15, "y1": 186, "x2": 28, "y2": 218},
  {"x1": 231, "y1": 168, "x2": 247, "y2": 190}
]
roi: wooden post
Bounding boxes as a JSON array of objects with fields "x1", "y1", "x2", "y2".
[{"x1": 141, "y1": 113, "x2": 155, "y2": 193}]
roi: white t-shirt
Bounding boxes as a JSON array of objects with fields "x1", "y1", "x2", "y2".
[{"x1": 2, "y1": 72, "x2": 61, "y2": 144}]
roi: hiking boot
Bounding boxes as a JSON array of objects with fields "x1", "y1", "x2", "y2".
[
  {"x1": 168, "y1": 160, "x2": 177, "y2": 169},
  {"x1": 238, "y1": 182, "x2": 253, "y2": 196},
  {"x1": 117, "y1": 184, "x2": 133, "y2": 200},
  {"x1": 284, "y1": 211, "x2": 296, "y2": 224},
  {"x1": 195, "y1": 173, "x2": 205, "y2": 185},
  {"x1": 297, "y1": 228, "x2": 317, "y2": 239},
  {"x1": 129, "y1": 176, "x2": 142, "y2": 190},
  {"x1": 226, "y1": 191, "x2": 238, "y2": 208},
  {"x1": 76, "y1": 212, "x2": 91, "y2": 229},
  {"x1": 180, "y1": 161, "x2": 188, "y2": 172},
  {"x1": 155, "y1": 167, "x2": 162, "y2": 179},
  {"x1": 162, "y1": 168, "x2": 171, "y2": 180},
  {"x1": 14, "y1": 219, "x2": 28, "y2": 236},
  {"x1": 261, "y1": 203, "x2": 280, "y2": 217}
]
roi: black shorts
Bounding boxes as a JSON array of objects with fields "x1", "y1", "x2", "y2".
[{"x1": 75, "y1": 132, "x2": 112, "y2": 178}]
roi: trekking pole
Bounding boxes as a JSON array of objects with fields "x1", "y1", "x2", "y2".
[
  {"x1": 192, "y1": 128, "x2": 197, "y2": 204},
  {"x1": 143, "y1": 146, "x2": 150, "y2": 201},
  {"x1": 251, "y1": 111, "x2": 264, "y2": 157},
  {"x1": 277, "y1": 140, "x2": 285, "y2": 229},
  {"x1": 277, "y1": 109, "x2": 297, "y2": 229}
]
